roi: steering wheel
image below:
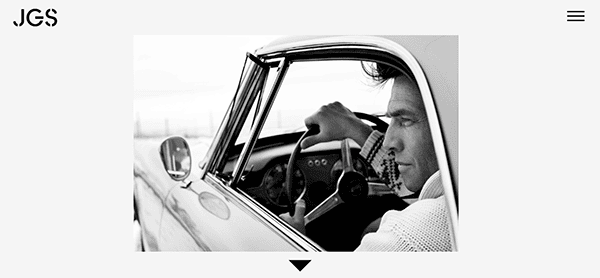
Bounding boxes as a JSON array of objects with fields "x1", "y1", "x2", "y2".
[{"x1": 285, "y1": 112, "x2": 389, "y2": 223}]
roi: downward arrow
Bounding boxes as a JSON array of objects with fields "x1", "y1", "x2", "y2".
[{"x1": 289, "y1": 260, "x2": 311, "y2": 271}]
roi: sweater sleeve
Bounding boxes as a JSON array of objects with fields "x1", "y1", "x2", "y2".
[
  {"x1": 355, "y1": 197, "x2": 452, "y2": 252},
  {"x1": 359, "y1": 130, "x2": 403, "y2": 194}
]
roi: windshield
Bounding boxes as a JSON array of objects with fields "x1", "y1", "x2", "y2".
[{"x1": 235, "y1": 60, "x2": 393, "y2": 145}]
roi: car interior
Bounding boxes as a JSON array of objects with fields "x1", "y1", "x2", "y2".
[
  {"x1": 213, "y1": 59, "x2": 423, "y2": 251},
  {"x1": 221, "y1": 129, "x2": 411, "y2": 251}
]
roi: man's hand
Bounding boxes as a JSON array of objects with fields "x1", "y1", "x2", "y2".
[
  {"x1": 301, "y1": 102, "x2": 373, "y2": 149},
  {"x1": 279, "y1": 199, "x2": 307, "y2": 235}
]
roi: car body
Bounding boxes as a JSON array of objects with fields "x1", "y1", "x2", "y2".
[{"x1": 133, "y1": 35, "x2": 458, "y2": 251}]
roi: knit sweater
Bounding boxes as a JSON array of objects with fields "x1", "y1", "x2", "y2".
[{"x1": 355, "y1": 131, "x2": 452, "y2": 251}]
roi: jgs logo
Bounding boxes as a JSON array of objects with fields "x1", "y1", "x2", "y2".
[{"x1": 14, "y1": 8, "x2": 58, "y2": 27}]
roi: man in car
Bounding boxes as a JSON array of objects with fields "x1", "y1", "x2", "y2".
[{"x1": 280, "y1": 63, "x2": 452, "y2": 251}]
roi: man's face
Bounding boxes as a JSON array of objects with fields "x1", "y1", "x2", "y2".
[{"x1": 383, "y1": 75, "x2": 439, "y2": 192}]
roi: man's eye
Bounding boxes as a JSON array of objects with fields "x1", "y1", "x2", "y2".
[{"x1": 400, "y1": 118, "x2": 415, "y2": 127}]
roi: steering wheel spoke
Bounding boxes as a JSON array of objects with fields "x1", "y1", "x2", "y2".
[
  {"x1": 367, "y1": 181, "x2": 395, "y2": 196},
  {"x1": 341, "y1": 138, "x2": 355, "y2": 172},
  {"x1": 304, "y1": 191, "x2": 343, "y2": 226}
]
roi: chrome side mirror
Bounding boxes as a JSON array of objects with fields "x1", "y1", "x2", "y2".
[{"x1": 159, "y1": 136, "x2": 192, "y2": 181}]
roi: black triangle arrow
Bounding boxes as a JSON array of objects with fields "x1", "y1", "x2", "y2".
[{"x1": 289, "y1": 260, "x2": 311, "y2": 271}]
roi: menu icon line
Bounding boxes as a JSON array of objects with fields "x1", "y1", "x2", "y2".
[{"x1": 567, "y1": 11, "x2": 585, "y2": 22}]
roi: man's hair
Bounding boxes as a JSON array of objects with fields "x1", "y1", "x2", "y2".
[{"x1": 361, "y1": 61, "x2": 416, "y2": 87}]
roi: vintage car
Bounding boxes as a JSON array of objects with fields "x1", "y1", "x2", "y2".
[{"x1": 133, "y1": 35, "x2": 458, "y2": 251}]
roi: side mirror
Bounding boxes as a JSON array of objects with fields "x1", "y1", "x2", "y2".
[{"x1": 159, "y1": 136, "x2": 192, "y2": 181}]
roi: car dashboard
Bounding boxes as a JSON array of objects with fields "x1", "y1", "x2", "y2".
[
  {"x1": 220, "y1": 131, "x2": 407, "y2": 251},
  {"x1": 221, "y1": 132, "x2": 380, "y2": 215}
]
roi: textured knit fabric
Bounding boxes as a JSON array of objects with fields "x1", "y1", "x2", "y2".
[
  {"x1": 359, "y1": 130, "x2": 404, "y2": 195},
  {"x1": 356, "y1": 196, "x2": 450, "y2": 251},
  {"x1": 355, "y1": 171, "x2": 451, "y2": 251},
  {"x1": 356, "y1": 130, "x2": 451, "y2": 251}
]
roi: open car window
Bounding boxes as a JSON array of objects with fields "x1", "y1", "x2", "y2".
[
  {"x1": 230, "y1": 61, "x2": 393, "y2": 149},
  {"x1": 222, "y1": 56, "x2": 454, "y2": 247},
  {"x1": 261, "y1": 60, "x2": 392, "y2": 136},
  {"x1": 221, "y1": 61, "x2": 392, "y2": 164},
  {"x1": 230, "y1": 60, "x2": 395, "y2": 214}
]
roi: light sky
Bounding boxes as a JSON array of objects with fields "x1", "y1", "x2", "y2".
[
  {"x1": 134, "y1": 35, "x2": 281, "y2": 93},
  {"x1": 134, "y1": 36, "x2": 281, "y2": 137},
  {"x1": 133, "y1": 36, "x2": 391, "y2": 138}
]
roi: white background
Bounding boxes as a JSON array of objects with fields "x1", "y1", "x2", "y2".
[{"x1": 1, "y1": 0, "x2": 599, "y2": 277}]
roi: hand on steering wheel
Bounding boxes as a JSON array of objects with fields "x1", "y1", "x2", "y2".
[
  {"x1": 278, "y1": 199, "x2": 307, "y2": 235},
  {"x1": 284, "y1": 102, "x2": 389, "y2": 226},
  {"x1": 301, "y1": 102, "x2": 375, "y2": 149}
]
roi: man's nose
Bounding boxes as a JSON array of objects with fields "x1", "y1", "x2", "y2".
[{"x1": 382, "y1": 129, "x2": 404, "y2": 153}]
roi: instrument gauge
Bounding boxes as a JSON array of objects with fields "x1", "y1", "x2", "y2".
[{"x1": 263, "y1": 163, "x2": 305, "y2": 207}]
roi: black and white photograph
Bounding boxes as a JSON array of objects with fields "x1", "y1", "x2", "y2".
[{"x1": 133, "y1": 35, "x2": 458, "y2": 251}]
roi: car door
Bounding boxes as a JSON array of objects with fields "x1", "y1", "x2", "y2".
[
  {"x1": 157, "y1": 55, "x2": 319, "y2": 251},
  {"x1": 134, "y1": 141, "x2": 180, "y2": 251},
  {"x1": 158, "y1": 175, "x2": 302, "y2": 251}
]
